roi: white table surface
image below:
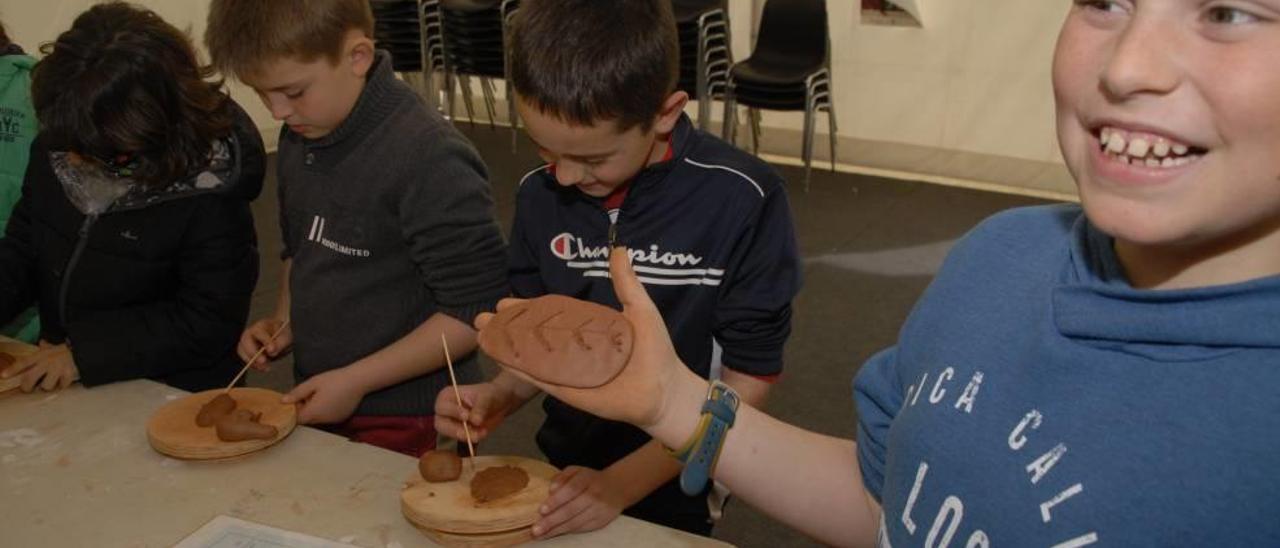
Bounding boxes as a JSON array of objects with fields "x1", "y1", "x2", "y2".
[{"x1": 0, "y1": 379, "x2": 729, "y2": 547}]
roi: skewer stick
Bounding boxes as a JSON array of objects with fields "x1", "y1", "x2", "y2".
[
  {"x1": 225, "y1": 320, "x2": 290, "y2": 393},
  {"x1": 442, "y1": 334, "x2": 476, "y2": 471}
]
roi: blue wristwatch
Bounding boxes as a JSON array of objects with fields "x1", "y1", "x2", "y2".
[{"x1": 673, "y1": 380, "x2": 740, "y2": 496}]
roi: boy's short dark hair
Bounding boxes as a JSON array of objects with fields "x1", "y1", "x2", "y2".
[
  {"x1": 32, "y1": 2, "x2": 231, "y2": 188},
  {"x1": 510, "y1": 0, "x2": 679, "y2": 132},
  {"x1": 0, "y1": 20, "x2": 10, "y2": 50},
  {"x1": 205, "y1": 0, "x2": 375, "y2": 79}
]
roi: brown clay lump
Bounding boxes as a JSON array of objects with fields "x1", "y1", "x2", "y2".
[
  {"x1": 0, "y1": 352, "x2": 14, "y2": 369},
  {"x1": 477, "y1": 295, "x2": 633, "y2": 388},
  {"x1": 470, "y1": 465, "x2": 530, "y2": 503},
  {"x1": 419, "y1": 449, "x2": 463, "y2": 483},
  {"x1": 215, "y1": 408, "x2": 278, "y2": 441},
  {"x1": 195, "y1": 393, "x2": 237, "y2": 427}
]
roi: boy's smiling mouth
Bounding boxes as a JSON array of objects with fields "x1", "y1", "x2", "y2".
[{"x1": 1094, "y1": 125, "x2": 1207, "y2": 169}]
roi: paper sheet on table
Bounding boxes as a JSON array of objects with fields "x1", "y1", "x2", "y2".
[{"x1": 174, "y1": 515, "x2": 358, "y2": 548}]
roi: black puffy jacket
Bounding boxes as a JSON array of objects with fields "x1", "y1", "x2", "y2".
[{"x1": 0, "y1": 102, "x2": 265, "y2": 392}]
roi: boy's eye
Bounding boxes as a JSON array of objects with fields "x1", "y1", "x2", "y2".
[
  {"x1": 285, "y1": 89, "x2": 305, "y2": 99},
  {"x1": 1075, "y1": 0, "x2": 1127, "y2": 13},
  {"x1": 1204, "y1": 6, "x2": 1260, "y2": 25}
]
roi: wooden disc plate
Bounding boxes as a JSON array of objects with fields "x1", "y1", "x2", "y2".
[
  {"x1": 417, "y1": 524, "x2": 534, "y2": 548},
  {"x1": 401, "y1": 455, "x2": 557, "y2": 535},
  {"x1": 0, "y1": 339, "x2": 40, "y2": 394},
  {"x1": 146, "y1": 388, "x2": 296, "y2": 460}
]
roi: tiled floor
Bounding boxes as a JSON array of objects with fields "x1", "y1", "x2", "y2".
[{"x1": 244, "y1": 122, "x2": 1054, "y2": 547}]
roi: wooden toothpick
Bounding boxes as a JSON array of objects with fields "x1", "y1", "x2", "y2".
[
  {"x1": 442, "y1": 334, "x2": 476, "y2": 471},
  {"x1": 225, "y1": 320, "x2": 291, "y2": 393}
]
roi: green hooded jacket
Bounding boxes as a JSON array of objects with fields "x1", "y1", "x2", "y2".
[{"x1": 0, "y1": 50, "x2": 40, "y2": 343}]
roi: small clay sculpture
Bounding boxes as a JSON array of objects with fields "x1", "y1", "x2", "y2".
[
  {"x1": 470, "y1": 465, "x2": 530, "y2": 503},
  {"x1": 195, "y1": 393, "x2": 237, "y2": 427},
  {"x1": 477, "y1": 295, "x2": 633, "y2": 388},
  {"x1": 214, "y1": 408, "x2": 278, "y2": 441},
  {"x1": 419, "y1": 449, "x2": 463, "y2": 482}
]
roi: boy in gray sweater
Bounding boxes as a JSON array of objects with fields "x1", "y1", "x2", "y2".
[{"x1": 205, "y1": 0, "x2": 507, "y2": 456}]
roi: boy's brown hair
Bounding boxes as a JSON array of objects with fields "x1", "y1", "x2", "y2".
[
  {"x1": 204, "y1": 0, "x2": 374, "y2": 78},
  {"x1": 510, "y1": 0, "x2": 679, "y2": 132}
]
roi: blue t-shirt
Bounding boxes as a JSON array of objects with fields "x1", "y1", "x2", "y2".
[{"x1": 855, "y1": 204, "x2": 1280, "y2": 546}]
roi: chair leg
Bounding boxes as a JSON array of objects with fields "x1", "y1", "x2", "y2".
[
  {"x1": 749, "y1": 108, "x2": 761, "y2": 156},
  {"x1": 444, "y1": 69, "x2": 456, "y2": 121},
  {"x1": 827, "y1": 103, "x2": 838, "y2": 173},
  {"x1": 507, "y1": 79, "x2": 519, "y2": 153},
  {"x1": 696, "y1": 37, "x2": 709, "y2": 132},
  {"x1": 480, "y1": 77, "x2": 498, "y2": 130},
  {"x1": 722, "y1": 88, "x2": 736, "y2": 144},
  {"x1": 802, "y1": 100, "x2": 815, "y2": 192},
  {"x1": 458, "y1": 75, "x2": 476, "y2": 127}
]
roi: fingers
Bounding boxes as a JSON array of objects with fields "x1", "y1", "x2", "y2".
[
  {"x1": 608, "y1": 247, "x2": 656, "y2": 314},
  {"x1": 40, "y1": 368, "x2": 63, "y2": 392},
  {"x1": 20, "y1": 365, "x2": 45, "y2": 393},
  {"x1": 535, "y1": 505, "x2": 598, "y2": 539},
  {"x1": 535, "y1": 475, "x2": 592, "y2": 538},
  {"x1": 2, "y1": 355, "x2": 37, "y2": 379},
  {"x1": 282, "y1": 379, "x2": 316, "y2": 405},
  {"x1": 474, "y1": 312, "x2": 494, "y2": 331}
]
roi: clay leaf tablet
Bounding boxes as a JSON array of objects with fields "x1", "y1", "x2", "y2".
[
  {"x1": 470, "y1": 465, "x2": 530, "y2": 503},
  {"x1": 478, "y1": 295, "x2": 633, "y2": 388}
]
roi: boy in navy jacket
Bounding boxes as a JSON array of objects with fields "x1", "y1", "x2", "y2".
[{"x1": 436, "y1": 0, "x2": 801, "y2": 538}]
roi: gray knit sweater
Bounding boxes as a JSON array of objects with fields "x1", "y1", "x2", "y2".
[{"x1": 276, "y1": 51, "x2": 506, "y2": 416}]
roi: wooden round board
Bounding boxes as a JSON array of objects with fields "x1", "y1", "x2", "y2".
[
  {"x1": 146, "y1": 387, "x2": 296, "y2": 460},
  {"x1": 414, "y1": 523, "x2": 533, "y2": 548},
  {"x1": 402, "y1": 455, "x2": 558, "y2": 535}
]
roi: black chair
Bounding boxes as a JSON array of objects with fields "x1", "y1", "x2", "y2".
[
  {"x1": 723, "y1": 0, "x2": 835, "y2": 189},
  {"x1": 368, "y1": 1, "x2": 447, "y2": 109},
  {"x1": 672, "y1": 0, "x2": 733, "y2": 132},
  {"x1": 439, "y1": 0, "x2": 520, "y2": 145}
]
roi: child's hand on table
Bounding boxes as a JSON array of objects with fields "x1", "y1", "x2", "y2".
[
  {"x1": 283, "y1": 367, "x2": 364, "y2": 424},
  {"x1": 2, "y1": 341, "x2": 80, "y2": 392},
  {"x1": 532, "y1": 465, "x2": 629, "y2": 539}
]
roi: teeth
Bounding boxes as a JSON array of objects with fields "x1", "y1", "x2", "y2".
[
  {"x1": 1145, "y1": 158, "x2": 1159, "y2": 167},
  {"x1": 1152, "y1": 141, "x2": 1170, "y2": 158},
  {"x1": 1106, "y1": 133, "x2": 1127, "y2": 153},
  {"x1": 1126, "y1": 138, "x2": 1150, "y2": 158},
  {"x1": 1172, "y1": 144, "x2": 1188, "y2": 155},
  {"x1": 1161, "y1": 157, "x2": 1175, "y2": 167}
]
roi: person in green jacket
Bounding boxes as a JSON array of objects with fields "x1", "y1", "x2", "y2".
[{"x1": 0, "y1": 21, "x2": 39, "y2": 343}]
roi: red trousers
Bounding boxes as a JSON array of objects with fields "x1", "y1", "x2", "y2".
[{"x1": 318, "y1": 415, "x2": 438, "y2": 457}]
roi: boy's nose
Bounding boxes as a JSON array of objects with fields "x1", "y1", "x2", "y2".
[
  {"x1": 267, "y1": 99, "x2": 294, "y2": 121},
  {"x1": 554, "y1": 161, "x2": 587, "y2": 186},
  {"x1": 1101, "y1": 16, "x2": 1179, "y2": 99}
]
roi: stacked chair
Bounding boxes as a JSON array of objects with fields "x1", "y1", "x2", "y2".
[
  {"x1": 672, "y1": 0, "x2": 732, "y2": 132},
  {"x1": 438, "y1": 0, "x2": 520, "y2": 144},
  {"x1": 370, "y1": 0, "x2": 439, "y2": 105},
  {"x1": 723, "y1": 0, "x2": 835, "y2": 189}
]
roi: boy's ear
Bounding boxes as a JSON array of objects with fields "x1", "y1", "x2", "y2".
[
  {"x1": 347, "y1": 33, "x2": 376, "y2": 78},
  {"x1": 652, "y1": 91, "x2": 690, "y2": 135}
]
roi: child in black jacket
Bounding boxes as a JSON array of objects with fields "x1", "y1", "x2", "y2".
[{"x1": 0, "y1": 2, "x2": 264, "y2": 393}]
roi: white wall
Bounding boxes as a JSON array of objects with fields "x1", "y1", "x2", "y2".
[
  {"x1": 1, "y1": 0, "x2": 282, "y2": 151},
  {"x1": 728, "y1": 0, "x2": 1070, "y2": 166},
  {"x1": 2, "y1": 0, "x2": 1070, "y2": 192}
]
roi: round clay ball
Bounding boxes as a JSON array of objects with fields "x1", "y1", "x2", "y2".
[{"x1": 419, "y1": 449, "x2": 463, "y2": 483}]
